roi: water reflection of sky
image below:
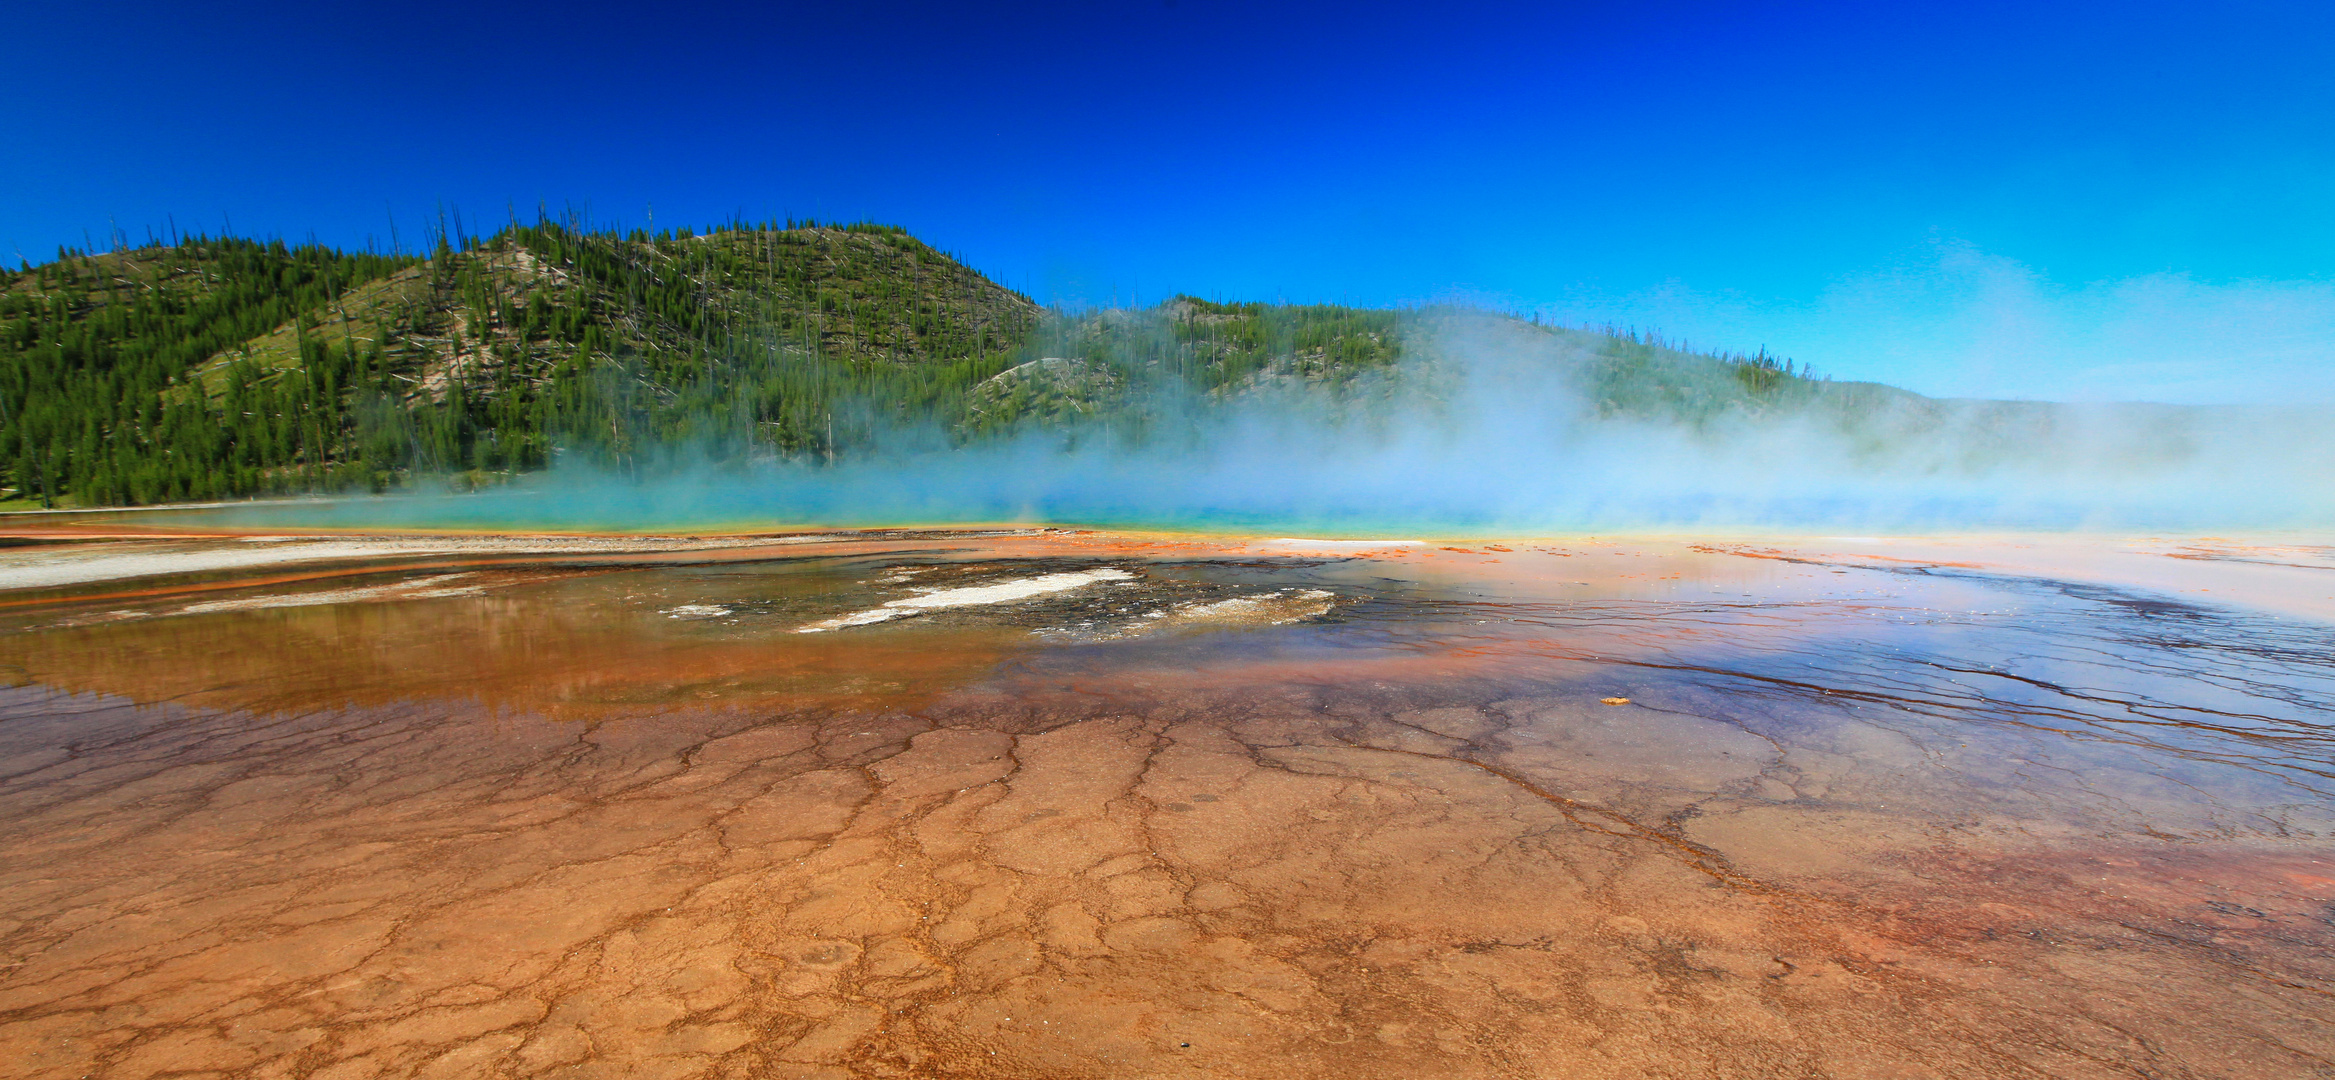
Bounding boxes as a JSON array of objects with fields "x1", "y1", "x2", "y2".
[{"x1": 4, "y1": 535, "x2": 2330, "y2": 839}]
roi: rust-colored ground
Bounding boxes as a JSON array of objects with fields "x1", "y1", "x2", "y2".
[{"x1": 0, "y1": 529, "x2": 2328, "y2": 1079}]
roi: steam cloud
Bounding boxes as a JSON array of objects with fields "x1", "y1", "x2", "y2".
[{"x1": 211, "y1": 310, "x2": 2335, "y2": 536}]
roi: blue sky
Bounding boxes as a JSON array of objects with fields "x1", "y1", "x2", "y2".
[{"x1": 8, "y1": 0, "x2": 2332, "y2": 402}]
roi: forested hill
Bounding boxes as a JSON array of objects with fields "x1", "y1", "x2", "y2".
[
  {"x1": 1, "y1": 217, "x2": 1862, "y2": 509},
  {"x1": 0, "y1": 221, "x2": 1044, "y2": 506}
]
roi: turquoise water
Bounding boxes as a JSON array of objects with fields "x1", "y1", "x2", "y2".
[{"x1": 47, "y1": 466, "x2": 2309, "y2": 538}]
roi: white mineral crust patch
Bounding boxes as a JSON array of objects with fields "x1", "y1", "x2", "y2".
[
  {"x1": 1140, "y1": 588, "x2": 1336, "y2": 632},
  {"x1": 1176, "y1": 589, "x2": 1335, "y2": 622},
  {"x1": 798, "y1": 568, "x2": 1135, "y2": 632},
  {"x1": 176, "y1": 573, "x2": 482, "y2": 614},
  {"x1": 0, "y1": 534, "x2": 803, "y2": 591}
]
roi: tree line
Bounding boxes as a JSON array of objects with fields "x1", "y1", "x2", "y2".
[
  {"x1": 0, "y1": 219, "x2": 1052, "y2": 506},
  {"x1": 1, "y1": 217, "x2": 1817, "y2": 508}
]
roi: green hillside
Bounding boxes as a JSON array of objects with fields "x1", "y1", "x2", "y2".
[
  {"x1": 0, "y1": 219, "x2": 1856, "y2": 508},
  {"x1": 964, "y1": 300, "x2": 1843, "y2": 439},
  {"x1": 0, "y1": 220, "x2": 1046, "y2": 505}
]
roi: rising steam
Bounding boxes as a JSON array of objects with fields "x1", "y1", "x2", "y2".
[{"x1": 206, "y1": 309, "x2": 2335, "y2": 535}]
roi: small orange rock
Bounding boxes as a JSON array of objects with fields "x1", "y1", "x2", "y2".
[{"x1": 1600, "y1": 697, "x2": 1631, "y2": 706}]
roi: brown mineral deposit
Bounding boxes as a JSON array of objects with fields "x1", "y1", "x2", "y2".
[{"x1": 0, "y1": 528, "x2": 2327, "y2": 1078}]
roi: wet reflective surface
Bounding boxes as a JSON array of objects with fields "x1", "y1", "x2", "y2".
[{"x1": 0, "y1": 530, "x2": 2330, "y2": 1079}]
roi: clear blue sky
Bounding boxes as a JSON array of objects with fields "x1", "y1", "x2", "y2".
[{"x1": 9, "y1": 1, "x2": 2332, "y2": 402}]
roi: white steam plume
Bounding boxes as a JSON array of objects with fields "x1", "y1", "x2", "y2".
[{"x1": 210, "y1": 309, "x2": 2335, "y2": 535}]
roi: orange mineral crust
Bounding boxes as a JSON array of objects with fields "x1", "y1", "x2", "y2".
[{"x1": 0, "y1": 529, "x2": 2329, "y2": 1079}]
